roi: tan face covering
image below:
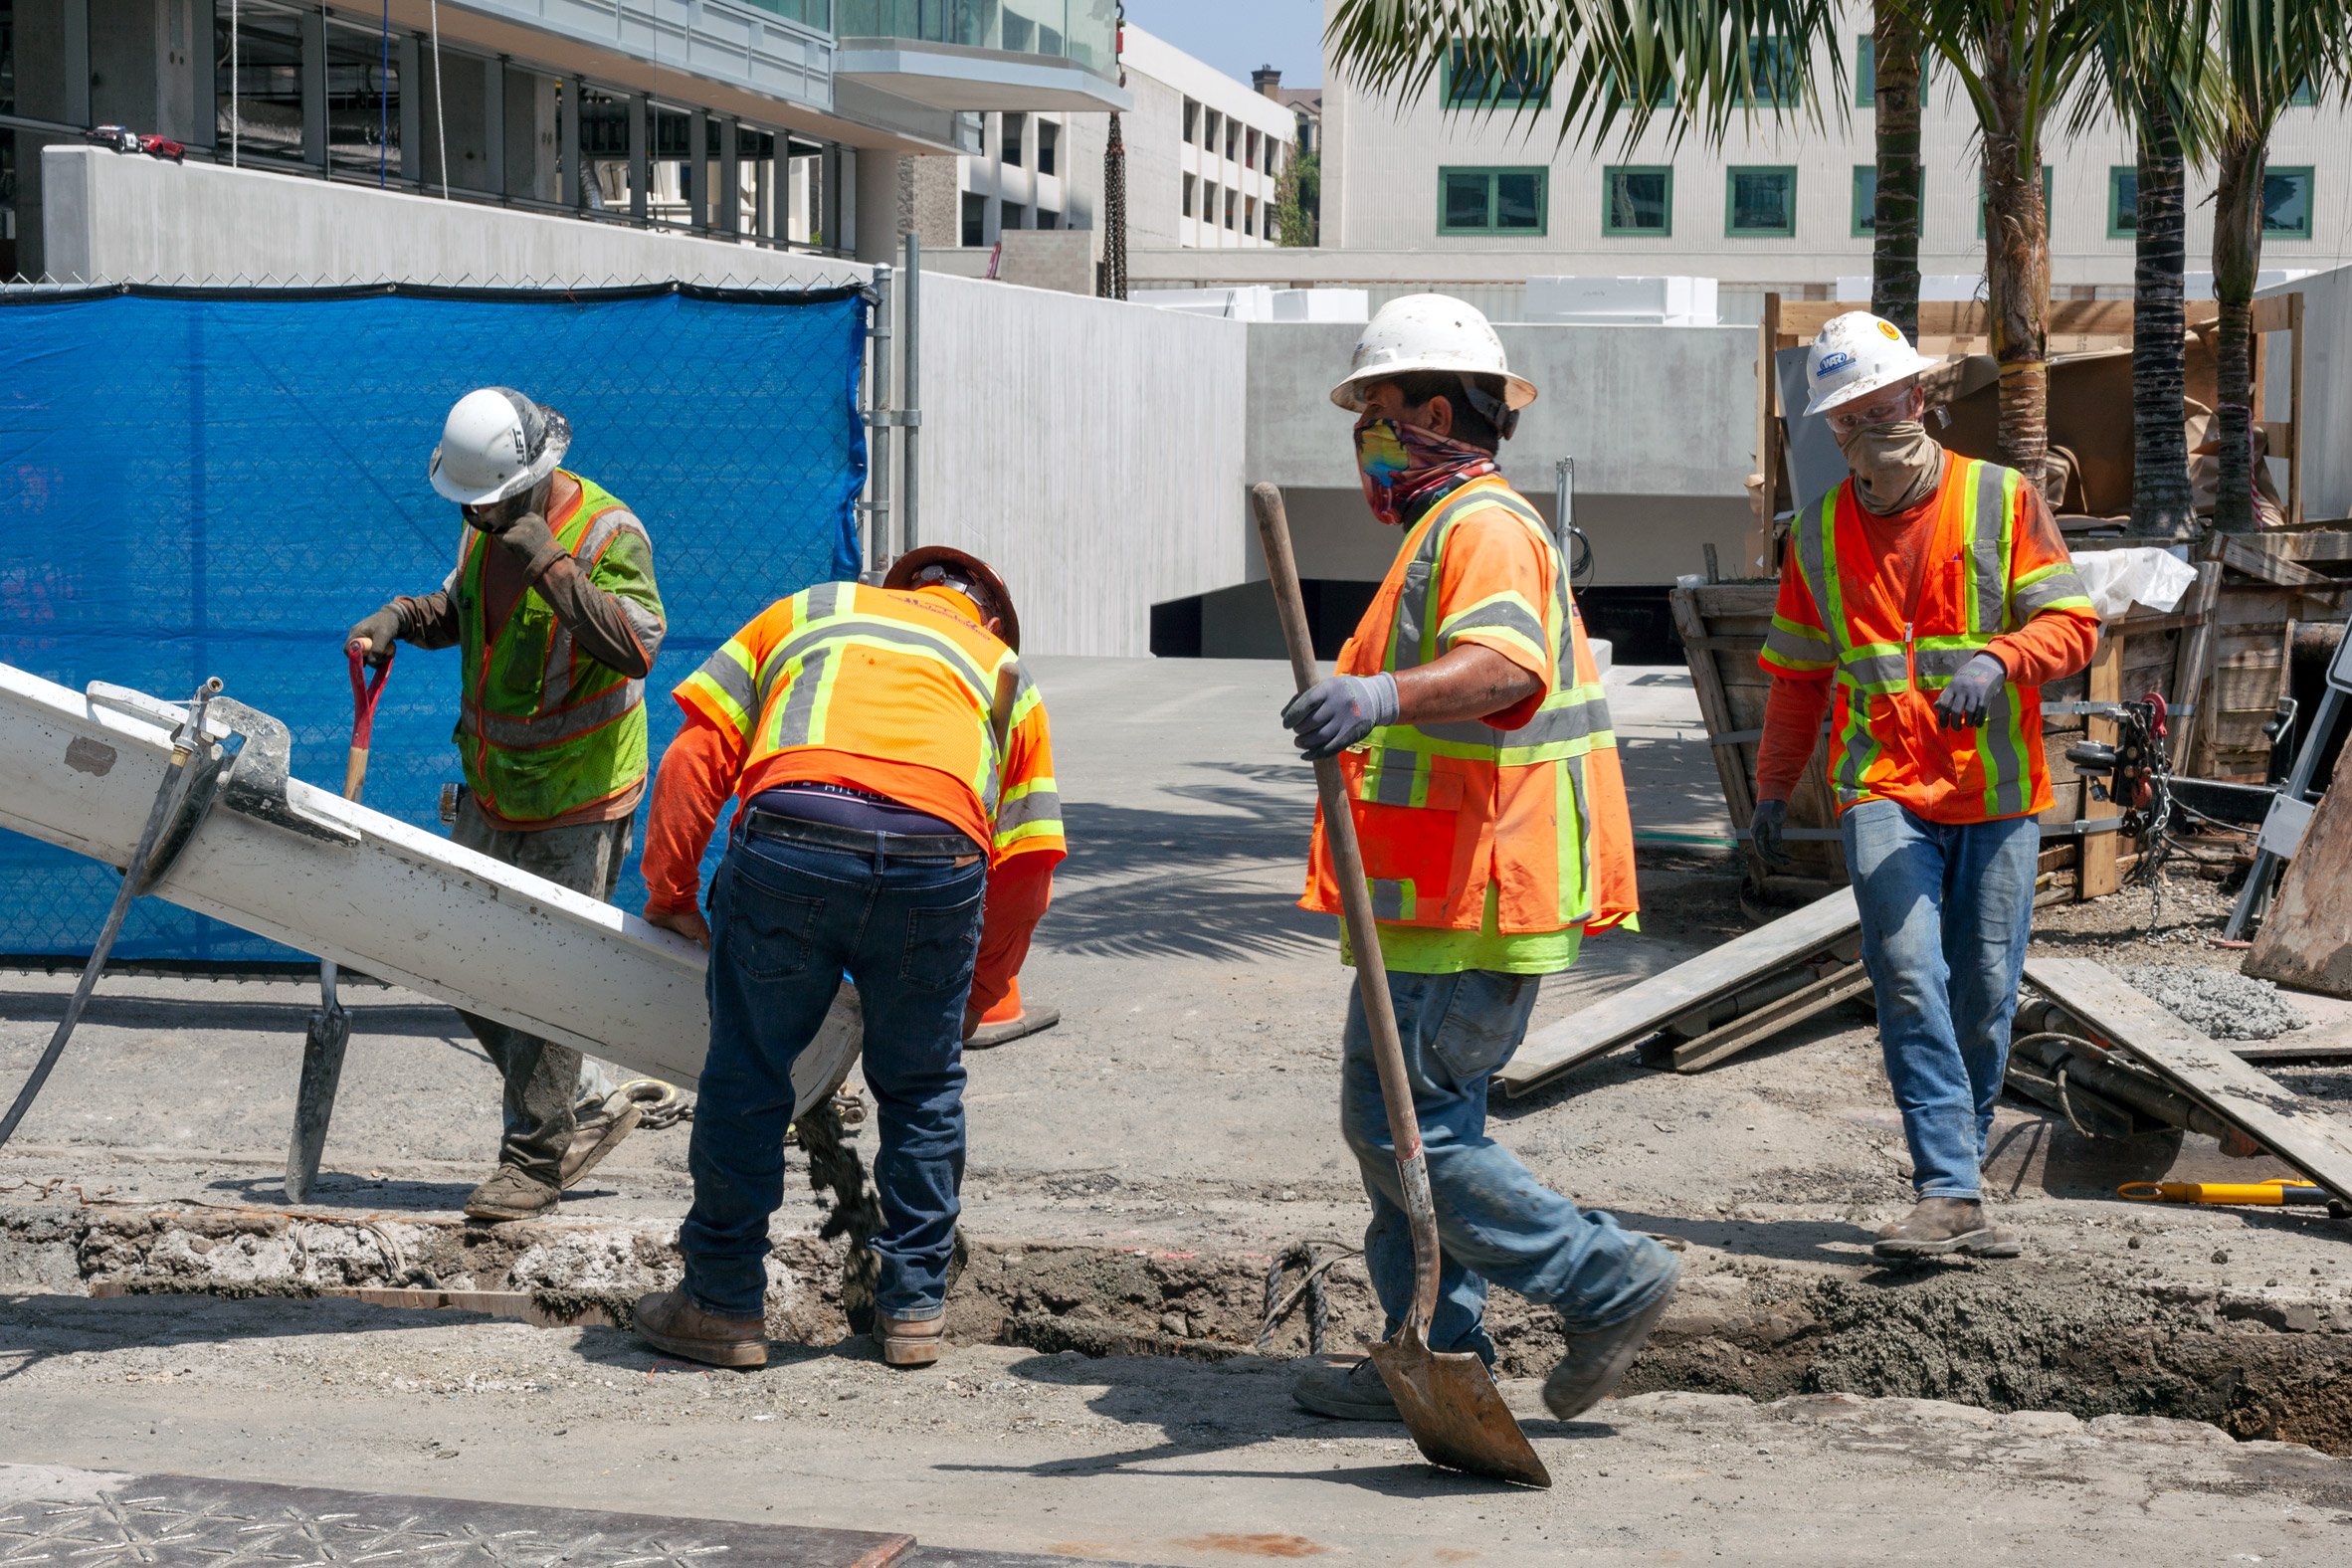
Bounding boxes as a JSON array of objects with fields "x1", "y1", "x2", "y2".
[{"x1": 1837, "y1": 420, "x2": 1942, "y2": 512}]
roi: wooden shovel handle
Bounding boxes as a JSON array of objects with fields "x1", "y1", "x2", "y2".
[{"x1": 1250, "y1": 482, "x2": 1443, "y2": 1345}]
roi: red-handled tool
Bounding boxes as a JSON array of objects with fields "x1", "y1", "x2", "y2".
[{"x1": 285, "y1": 647, "x2": 393, "y2": 1201}]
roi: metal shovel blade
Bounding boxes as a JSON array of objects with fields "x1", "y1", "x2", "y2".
[
  {"x1": 1369, "y1": 1336, "x2": 1553, "y2": 1489},
  {"x1": 286, "y1": 986, "x2": 351, "y2": 1203}
]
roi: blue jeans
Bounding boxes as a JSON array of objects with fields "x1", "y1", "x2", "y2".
[
  {"x1": 680, "y1": 830, "x2": 986, "y2": 1322},
  {"x1": 1341, "y1": 969, "x2": 1678, "y2": 1360},
  {"x1": 1841, "y1": 800, "x2": 2040, "y2": 1201}
]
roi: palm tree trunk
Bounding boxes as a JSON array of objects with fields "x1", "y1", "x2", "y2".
[
  {"x1": 2210, "y1": 132, "x2": 2265, "y2": 533},
  {"x1": 1869, "y1": 6, "x2": 1923, "y2": 340},
  {"x1": 1981, "y1": 53, "x2": 2050, "y2": 485},
  {"x1": 2128, "y1": 94, "x2": 2194, "y2": 536}
]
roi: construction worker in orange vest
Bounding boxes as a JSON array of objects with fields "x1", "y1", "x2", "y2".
[
  {"x1": 629, "y1": 547, "x2": 1063, "y2": 1371},
  {"x1": 345, "y1": 389, "x2": 668, "y2": 1223},
  {"x1": 1755, "y1": 312, "x2": 2098, "y2": 1260},
  {"x1": 1281, "y1": 295, "x2": 1678, "y2": 1426}
]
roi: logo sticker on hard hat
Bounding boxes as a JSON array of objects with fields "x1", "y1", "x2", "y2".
[
  {"x1": 1816, "y1": 350, "x2": 1856, "y2": 377},
  {"x1": 1877, "y1": 320, "x2": 1902, "y2": 340}
]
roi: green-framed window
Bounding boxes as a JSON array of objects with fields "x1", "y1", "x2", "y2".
[
  {"x1": 1852, "y1": 165, "x2": 1924, "y2": 237},
  {"x1": 1979, "y1": 165, "x2": 2055, "y2": 238},
  {"x1": 2263, "y1": 167, "x2": 2314, "y2": 238},
  {"x1": 1603, "y1": 165, "x2": 1672, "y2": 236},
  {"x1": 1726, "y1": 166, "x2": 1797, "y2": 236},
  {"x1": 1443, "y1": 39, "x2": 1552, "y2": 109},
  {"x1": 1439, "y1": 166, "x2": 1547, "y2": 235},
  {"x1": 1856, "y1": 35, "x2": 1873, "y2": 104},
  {"x1": 1737, "y1": 37, "x2": 1803, "y2": 107},
  {"x1": 2288, "y1": 79, "x2": 2316, "y2": 107},
  {"x1": 2108, "y1": 166, "x2": 2137, "y2": 238}
]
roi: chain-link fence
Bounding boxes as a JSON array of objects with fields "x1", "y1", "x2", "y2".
[{"x1": 0, "y1": 281, "x2": 871, "y2": 960}]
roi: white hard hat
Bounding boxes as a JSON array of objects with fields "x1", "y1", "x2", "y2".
[
  {"x1": 428, "y1": 387, "x2": 571, "y2": 505},
  {"x1": 1330, "y1": 293, "x2": 1538, "y2": 414},
  {"x1": 1802, "y1": 311, "x2": 1939, "y2": 417}
]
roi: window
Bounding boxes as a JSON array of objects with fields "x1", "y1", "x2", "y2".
[
  {"x1": 1439, "y1": 166, "x2": 1546, "y2": 235},
  {"x1": 215, "y1": 4, "x2": 309, "y2": 165},
  {"x1": 1856, "y1": 34, "x2": 1873, "y2": 103},
  {"x1": 1204, "y1": 109, "x2": 1221, "y2": 152},
  {"x1": 1244, "y1": 195, "x2": 1258, "y2": 236},
  {"x1": 1603, "y1": 165, "x2": 1671, "y2": 235},
  {"x1": 1726, "y1": 166, "x2": 1796, "y2": 236},
  {"x1": 1182, "y1": 173, "x2": 1196, "y2": 218},
  {"x1": 1226, "y1": 188, "x2": 1239, "y2": 229},
  {"x1": 1000, "y1": 199, "x2": 1024, "y2": 232},
  {"x1": 1037, "y1": 120, "x2": 1058, "y2": 176},
  {"x1": 1247, "y1": 128, "x2": 1260, "y2": 168},
  {"x1": 1038, "y1": 208, "x2": 1061, "y2": 230},
  {"x1": 1183, "y1": 98, "x2": 1198, "y2": 142},
  {"x1": 1444, "y1": 39, "x2": 1552, "y2": 108},
  {"x1": 2289, "y1": 79, "x2": 2316, "y2": 107},
  {"x1": 2263, "y1": 167, "x2": 2314, "y2": 238},
  {"x1": 999, "y1": 112, "x2": 1025, "y2": 167},
  {"x1": 1978, "y1": 165, "x2": 2055, "y2": 238},
  {"x1": 1851, "y1": 165, "x2": 1920, "y2": 236},
  {"x1": 2108, "y1": 166, "x2": 2137, "y2": 237},
  {"x1": 1738, "y1": 37, "x2": 1802, "y2": 107},
  {"x1": 960, "y1": 192, "x2": 985, "y2": 247},
  {"x1": 1226, "y1": 118, "x2": 1239, "y2": 161}
]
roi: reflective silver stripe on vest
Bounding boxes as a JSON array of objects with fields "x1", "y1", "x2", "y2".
[
  {"x1": 1841, "y1": 651, "x2": 1911, "y2": 692},
  {"x1": 1970, "y1": 461, "x2": 2012, "y2": 636},
  {"x1": 1762, "y1": 620, "x2": 1836, "y2": 669},
  {"x1": 461, "y1": 678, "x2": 643, "y2": 748},
  {"x1": 1911, "y1": 644, "x2": 1982, "y2": 686},
  {"x1": 994, "y1": 785, "x2": 1061, "y2": 832},
  {"x1": 1440, "y1": 598, "x2": 1548, "y2": 655},
  {"x1": 1369, "y1": 879, "x2": 1414, "y2": 920},
  {"x1": 758, "y1": 608, "x2": 994, "y2": 706},
  {"x1": 767, "y1": 644, "x2": 834, "y2": 750},
  {"x1": 691, "y1": 643, "x2": 759, "y2": 718},
  {"x1": 1387, "y1": 486, "x2": 1549, "y2": 673},
  {"x1": 1982, "y1": 683, "x2": 2034, "y2": 816},
  {"x1": 2014, "y1": 566, "x2": 2092, "y2": 617}
]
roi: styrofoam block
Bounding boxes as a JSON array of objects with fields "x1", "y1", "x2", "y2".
[
  {"x1": 1524, "y1": 276, "x2": 1719, "y2": 325},
  {"x1": 1269, "y1": 288, "x2": 1370, "y2": 323}
]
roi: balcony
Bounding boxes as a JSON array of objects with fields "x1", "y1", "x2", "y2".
[{"x1": 835, "y1": 1, "x2": 1130, "y2": 112}]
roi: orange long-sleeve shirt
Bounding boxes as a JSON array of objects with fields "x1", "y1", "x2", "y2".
[
  {"x1": 641, "y1": 715, "x2": 1053, "y2": 1014},
  {"x1": 1755, "y1": 461, "x2": 2099, "y2": 812}
]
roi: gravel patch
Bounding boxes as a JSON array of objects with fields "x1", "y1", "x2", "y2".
[{"x1": 2121, "y1": 964, "x2": 2311, "y2": 1041}]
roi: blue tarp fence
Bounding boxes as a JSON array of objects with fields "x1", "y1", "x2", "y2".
[{"x1": 0, "y1": 284, "x2": 869, "y2": 960}]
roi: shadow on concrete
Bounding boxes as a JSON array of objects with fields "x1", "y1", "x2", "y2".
[
  {"x1": 1608, "y1": 1211, "x2": 1879, "y2": 1269},
  {"x1": 0, "y1": 1290, "x2": 508, "y2": 1382},
  {"x1": 0, "y1": 989, "x2": 465, "y2": 1035},
  {"x1": 1043, "y1": 763, "x2": 1329, "y2": 963}
]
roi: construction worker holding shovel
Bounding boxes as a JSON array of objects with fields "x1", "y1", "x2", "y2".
[
  {"x1": 629, "y1": 547, "x2": 1063, "y2": 1371},
  {"x1": 1282, "y1": 295, "x2": 1678, "y2": 1425},
  {"x1": 1752, "y1": 312, "x2": 2098, "y2": 1259},
  {"x1": 344, "y1": 388, "x2": 669, "y2": 1222}
]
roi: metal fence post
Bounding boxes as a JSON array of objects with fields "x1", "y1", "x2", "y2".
[
  {"x1": 900, "y1": 231, "x2": 922, "y2": 555},
  {"x1": 865, "y1": 263, "x2": 895, "y2": 580}
]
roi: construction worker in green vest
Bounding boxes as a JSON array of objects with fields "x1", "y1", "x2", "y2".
[{"x1": 344, "y1": 388, "x2": 669, "y2": 1221}]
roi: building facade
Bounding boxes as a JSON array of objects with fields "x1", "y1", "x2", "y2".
[
  {"x1": 0, "y1": 0, "x2": 1128, "y2": 279},
  {"x1": 945, "y1": 22, "x2": 1292, "y2": 259},
  {"x1": 1266, "y1": 0, "x2": 2347, "y2": 311}
]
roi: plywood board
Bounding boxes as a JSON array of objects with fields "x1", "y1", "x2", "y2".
[
  {"x1": 2245, "y1": 747, "x2": 2352, "y2": 999},
  {"x1": 1667, "y1": 960, "x2": 1873, "y2": 1074},
  {"x1": 1499, "y1": 888, "x2": 1862, "y2": 1095},
  {"x1": 2025, "y1": 957, "x2": 2352, "y2": 1207}
]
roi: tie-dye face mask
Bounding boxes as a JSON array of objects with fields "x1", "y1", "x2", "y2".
[{"x1": 1354, "y1": 418, "x2": 1501, "y2": 527}]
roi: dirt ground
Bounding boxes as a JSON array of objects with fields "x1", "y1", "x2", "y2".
[{"x1": 7, "y1": 657, "x2": 2352, "y2": 1563}]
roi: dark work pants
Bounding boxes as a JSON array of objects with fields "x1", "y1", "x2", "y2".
[{"x1": 451, "y1": 796, "x2": 632, "y2": 1186}]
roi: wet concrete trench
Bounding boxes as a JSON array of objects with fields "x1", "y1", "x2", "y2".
[{"x1": 10, "y1": 1197, "x2": 2352, "y2": 1458}]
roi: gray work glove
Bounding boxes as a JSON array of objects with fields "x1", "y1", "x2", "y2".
[
  {"x1": 476, "y1": 509, "x2": 569, "y2": 580},
  {"x1": 1750, "y1": 798, "x2": 1793, "y2": 871},
  {"x1": 345, "y1": 605, "x2": 403, "y2": 669},
  {"x1": 1934, "y1": 652, "x2": 2009, "y2": 730},
  {"x1": 1281, "y1": 672, "x2": 1400, "y2": 760}
]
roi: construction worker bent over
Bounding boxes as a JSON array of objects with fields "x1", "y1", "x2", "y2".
[
  {"x1": 1283, "y1": 294, "x2": 1678, "y2": 1425},
  {"x1": 346, "y1": 389, "x2": 668, "y2": 1222},
  {"x1": 631, "y1": 548, "x2": 1063, "y2": 1370},
  {"x1": 1753, "y1": 312, "x2": 2098, "y2": 1259}
]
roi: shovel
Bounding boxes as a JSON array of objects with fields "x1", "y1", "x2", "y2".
[
  {"x1": 285, "y1": 647, "x2": 392, "y2": 1203},
  {"x1": 1250, "y1": 482, "x2": 1551, "y2": 1489}
]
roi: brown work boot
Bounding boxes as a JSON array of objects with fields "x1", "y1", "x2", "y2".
[
  {"x1": 1873, "y1": 1197, "x2": 2023, "y2": 1260},
  {"x1": 633, "y1": 1288, "x2": 768, "y2": 1369},
  {"x1": 879, "y1": 1312, "x2": 945, "y2": 1368},
  {"x1": 464, "y1": 1165, "x2": 559, "y2": 1222},
  {"x1": 558, "y1": 1097, "x2": 644, "y2": 1190}
]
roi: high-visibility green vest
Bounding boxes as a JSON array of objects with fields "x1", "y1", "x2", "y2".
[{"x1": 452, "y1": 476, "x2": 654, "y2": 824}]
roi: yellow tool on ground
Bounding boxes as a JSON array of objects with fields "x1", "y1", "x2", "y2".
[{"x1": 2119, "y1": 1180, "x2": 2333, "y2": 1207}]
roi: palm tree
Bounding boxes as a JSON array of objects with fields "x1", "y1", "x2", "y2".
[
  {"x1": 1870, "y1": 9, "x2": 1926, "y2": 340},
  {"x1": 2203, "y1": 0, "x2": 2348, "y2": 531}
]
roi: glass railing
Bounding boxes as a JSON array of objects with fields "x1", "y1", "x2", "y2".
[
  {"x1": 837, "y1": 1, "x2": 1117, "y2": 78},
  {"x1": 732, "y1": 0, "x2": 834, "y2": 28}
]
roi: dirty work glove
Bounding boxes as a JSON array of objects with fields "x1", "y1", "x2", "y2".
[
  {"x1": 1281, "y1": 672, "x2": 1400, "y2": 760},
  {"x1": 476, "y1": 510, "x2": 569, "y2": 580},
  {"x1": 1934, "y1": 652, "x2": 2009, "y2": 730},
  {"x1": 344, "y1": 606, "x2": 403, "y2": 669},
  {"x1": 1750, "y1": 798, "x2": 1793, "y2": 871}
]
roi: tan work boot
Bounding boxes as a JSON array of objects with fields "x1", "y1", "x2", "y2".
[
  {"x1": 558, "y1": 1097, "x2": 644, "y2": 1190},
  {"x1": 1873, "y1": 1197, "x2": 2023, "y2": 1260},
  {"x1": 879, "y1": 1312, "x2": 945, "y2": 1368},
  {"x1": 464, "y1": 1165, "x2": 559, "y2": 1222},
  {"x1": 634, "y1": 1288, "x2": 768, "y2": 1369}
]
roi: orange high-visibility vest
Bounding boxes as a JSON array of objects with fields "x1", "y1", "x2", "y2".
[
  {"x1": 1759, "y1": 456, "x2": 2096, "y2": 820},
  {"x1": 1301, "y1": 476, "x2": 1639, "y2": 935},
  {"x1": 677, "y1": 582, "x2": 1063, "y2": 864}
]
